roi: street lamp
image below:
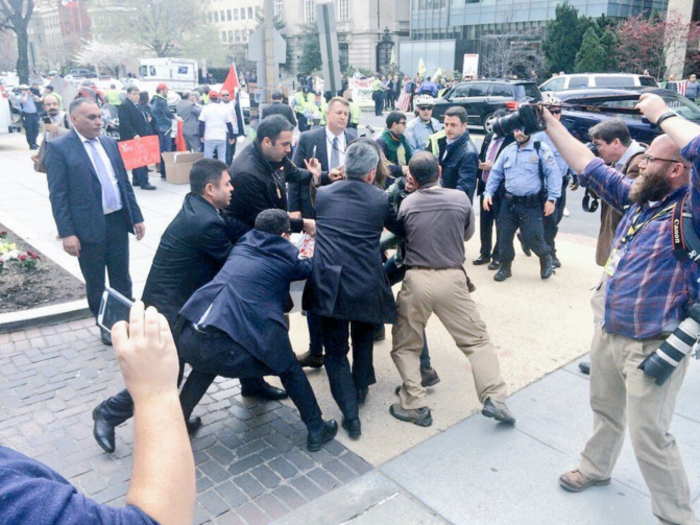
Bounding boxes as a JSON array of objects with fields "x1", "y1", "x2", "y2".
[{"x1": 376, "y1": 27, "x2": 394, "y2": 72}]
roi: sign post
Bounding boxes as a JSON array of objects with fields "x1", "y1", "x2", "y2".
[{"x1": 317, "y1": 2, "x2": 342, "y2": 96}]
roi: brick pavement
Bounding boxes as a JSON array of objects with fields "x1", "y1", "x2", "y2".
[{"x1": 0, "y1": 320, "x2": 373, "y2": 524}]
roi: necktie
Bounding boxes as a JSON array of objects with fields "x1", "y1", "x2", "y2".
[
  {"x1": 86, "y1": 139, "x2": 120, "y2": 211},
  {"x1": 482, "y1": 139, "x2": 501, "y2": 183},
  {"x1": 331, "y1": 137, "x2": 340, "y2": 170}
]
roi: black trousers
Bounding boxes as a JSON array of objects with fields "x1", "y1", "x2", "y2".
[
  {"x1": 498, "y1": 197, "x2": 551, "y2": 263},
  {"x1": 543, "y1": 182, "x2": 567, "y2": 256},
  {"x1": 321, "y1": 317, "x2": 376, "y2": 420},
  {"x1": 479, "y1": 191, "x2": 503, "y2": 260},
  {"x1": 131, "y1": 166, "x2": 149, "y2": 187},
  {"x1": 22, "y1": 113, "x2": 40, "y2": 148},
  {"x1": 157, "y1": 130, "x2": 170, "y2": 178},
  {"x1": 373, "y1": 92, "x2": 384, "y2": 116},
  {"x1": 297, "y1": 113, "x2": 309, "y2": 132},
  {"x1": 78, "y1": 209, "x2": 132, "y2": 319},
  {"x1": 226, "y1": 139, "x2": 237, "y2": 166},
  {"x1": 177, "y1": 324, "x2": 323, "y2": 432}
]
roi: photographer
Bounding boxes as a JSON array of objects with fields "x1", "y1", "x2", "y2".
[
  {"x1": 31, "y1": 94, "x2": 70, "y2": 172},
  {"x1": 543, "y1": 94, "x2": 699, "y2": 525}
]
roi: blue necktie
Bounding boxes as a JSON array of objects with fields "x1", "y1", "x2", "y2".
[
  {"x1": 331, "y1": 137, "x2": 340, "y2": 170},
  {"x1": 86, "y1": 139, "x2": 120, "y2": 211}
]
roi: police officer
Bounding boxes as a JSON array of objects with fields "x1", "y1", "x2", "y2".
[
  {"x1": 292, "y1": 88, "x2": 314, "y2": 132},
  {"x1": 483, "y1": 128, "x2": 562, "y2": 282},
  {"x1": 343, "y1": 91, "x2": 361, "y2": 129}
]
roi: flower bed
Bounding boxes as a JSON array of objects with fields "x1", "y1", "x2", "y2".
[{"x1": 0, "y1": 223, "x2": 86, "y2": 313}]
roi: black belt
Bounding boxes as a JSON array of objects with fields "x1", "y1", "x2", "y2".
[{"x1": 505, "y1": 192, "x2": 544, "y2": 206}]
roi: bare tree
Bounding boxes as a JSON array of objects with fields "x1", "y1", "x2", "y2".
[
  {"x1": 0, "y1": 0, "x2": 34, "y2": 84},
  {"x1": 76, "y1": 40, "x2": 141, "y2": 77}
]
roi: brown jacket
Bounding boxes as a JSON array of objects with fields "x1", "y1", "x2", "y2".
[{"x1": 595, "y1": 146, "x2": 646, "y2": 266}]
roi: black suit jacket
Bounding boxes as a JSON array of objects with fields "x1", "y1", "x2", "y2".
[
  {"x1": 475, "y1": 132, "x2": 515, "y2": 197},
  {"x1": 302, "y1": 179, "x2": 398, "y2": 324},
  {"x1": 141, "y1": 193, "x2": 248, "y2": 325},
  {"x1": 180, "y1": 231, "x2": 312, "y2": 374},
  {"x1": 46, "y1": 129, "x2": 144, "y2": 244},
  {"x1": 118, "y1": 100, "x2": 151, "y2": 141},
  {"x1": 289, "y1": 126, "x2": 357, "y2": 218},
  {"x1": 261, "y1": 102, "x2": 297, "y2": 127}
]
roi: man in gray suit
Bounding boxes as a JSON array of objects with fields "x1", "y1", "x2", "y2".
[{"x1": 176, "y1": 91, "x2": 202, "y2": 152}]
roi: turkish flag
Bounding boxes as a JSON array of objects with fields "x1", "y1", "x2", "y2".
[{"x1": 222, "y1": 63, "x2": 241, "y2": 95}]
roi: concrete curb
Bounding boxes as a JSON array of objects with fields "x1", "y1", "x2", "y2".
[{"x1": 0, "y1": 299, "x2": 92, "y2": 334}]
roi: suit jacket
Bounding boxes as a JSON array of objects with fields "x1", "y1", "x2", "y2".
[
  {"x1": 141, "y1": 193, "x2": 248, "y2": 325},
  {"x1": 475, "y1": 132, "x2": 515, "y2": 197},
  {"x1": 118, "y1": 100, "x2": 151, "y2": 141},
  {"x1": 46, "y1": 129, "x2": 144, "y2": 244},
  {"x1": 176, "y1": 100, "x2": 202, "y2": 137},
  {"x1": 302, "y1": 179, "x2": 398, "y2": 324},
  {"x1": 261, "y1": 102, "x2": 297, "y2": 127},
  {"x1": 289, "y1": 126, "x2": 358, "y2": 218},
  {"x1": 179, "y1": 231, "x2": 312, "y2": 374}
]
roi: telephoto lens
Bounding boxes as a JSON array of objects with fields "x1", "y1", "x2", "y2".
[
  {"x1": 492, "y1": 111, "x2": 525, "y2": 137},
  {"x1": 638, "y1": 303, "x2": 700, "y2": 385},
  {"x1": 492, "y1": 105, "x2": 547, "y2": 137}
]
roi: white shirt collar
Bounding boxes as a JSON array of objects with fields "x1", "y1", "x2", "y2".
[
  {"x1": 75, "y1": 129, "x2": 96, "y2": 144},
  {"x1": 326, "y1": 126, "x2": 344, "y2": 142},
  {"x1": 614, "y1": 140, "x2": 643, "y2": 172}
]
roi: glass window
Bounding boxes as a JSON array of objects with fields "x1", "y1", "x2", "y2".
[
  {"x1": 639, "y1": 76, "x2": 658, "y2": 87},
  {"x1": 241, "y1": 7, "x2": 245, "y2": 19},
  {"x1": 594, "y1": 76, "x2": 636, "y2": 87},
  {"x1": 227, "y1": 10, "x2": 231, "y2": 21},
  {"x1": 453, "y1": 83, "x2": 470, "y2": 97},
  {"x1": 214, "y1": 11, "x2": 219, "y2": 22},
  {"x1": 489, "y1": 83, "x2": 511, "y2": 97},
  {"x1": 220, "y1": 11, "x2": 225, "y2": 21},
  {"x1": 274, "y1": 0, "x2": 283, "y2": 17},
  {"x1": 228, "y1": 30, "x2": 233, "y2": 41},
  {"x1": 513, "y1": 83, "x2": 542, "y2": 101},
  {"x1": 235, "y1": 30, "x2": 241, "y2": 42},
  {"x1": 569, "y1": 76, "x2": 589, "y2": 89},
  {"x1": 540, "y1": 77, "x2": 565, "y2": 92},
  {"x1": 339, "y1": 43, "x2": 349, "y2": 70},
  {"x1": 248, "y1": 7, "x2": 253, "y2": 18},
  {"x1": 221, "y1": 31, "x2": 226, "y2": 41},
  {"x1": 469, "y1": 83, "x2": 489, "y2": 96},
  {"x1": 338, "y1": 0, "x2": 349, "y2": 21},
  {"x1": 305, "y1": 0, "x2": 315, "y2": 22},
  {"x1": 234, "y1": 9, "x2": 238, "y2": 19}
]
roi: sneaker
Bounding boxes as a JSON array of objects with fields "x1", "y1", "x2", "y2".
[
  {"x1": 420, "y1": 366, "x2": 441, "y2": 387},
  {"x1": 563, "y1": 207, "x2": 570, "y2": 217},
  {"x1": 389, "y1": 403, "x2": 433, "y2": 427},
  {"x1": 481, "y1": 398, "x2": 515, "y2": 425},
  {"x1": 559, "y1": 469, "x2": 610, "y2": 492}
]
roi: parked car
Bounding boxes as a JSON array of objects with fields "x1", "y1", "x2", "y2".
[
  {"x1": 557, "y1": 87, "x2": 700, "y2": 145},
  {"x1": 540, "y1": 73, "x2": 658, "y2": 93},
  {"x1": 431, "y1": 79, "x2": 542, "y2": 131}
]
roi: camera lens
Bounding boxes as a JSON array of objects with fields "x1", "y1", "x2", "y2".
[{"x1": 492, "y1": 112, "x2": 524, "y2": 137}]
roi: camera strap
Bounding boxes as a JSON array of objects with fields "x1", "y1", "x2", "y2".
[{"x1": 672, "y1": 194, "x2": 700, "y2": 264}]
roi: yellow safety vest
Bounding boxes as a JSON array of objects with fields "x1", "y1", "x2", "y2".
[
  {"x1": 105, "y1": 89, "x2": 121, "y2": 106},
  {"x1": 349, "y1": 102, "x2": 361, "y2": 125},
  {"x1": 319, "y1": 102, "x2": 329, "y2": 125},
  {"x1": 294, "y1": 91, "x2": 307, "y2": 111},
  {"x1": 429, "y1": 129, "x2": 446, "y2": 157}
]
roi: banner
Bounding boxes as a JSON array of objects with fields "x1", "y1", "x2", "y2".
[
  {"x1": 118, "y1": 136, "x2": 161, "y2": 170},
  {"x1": 463, "y1": 54, "x2": 479, "y2": 79},
  {"x1": 348, "y1": 77, "x2": 376, "y2": 109}
]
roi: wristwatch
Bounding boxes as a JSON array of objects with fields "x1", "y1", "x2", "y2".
[{"x1": 655, "y1": 111, "x2": 678, "y2": 128}]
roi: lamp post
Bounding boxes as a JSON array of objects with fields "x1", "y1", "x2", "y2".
[{"x1": 376, "y1": 27, "x2": 393, "y2": 72}]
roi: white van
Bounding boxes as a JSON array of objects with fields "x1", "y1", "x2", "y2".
[
  {"x1": 139, "y1": 58, "x2": 198, "y2": 92},
  {"x1": 0, "y1": 84, "x2": 14, "y2": 135},
  {"x1": 540, "y1": 73, "x2": 658, "y2": 93}
]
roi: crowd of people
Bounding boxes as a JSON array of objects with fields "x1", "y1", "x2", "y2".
[{"x1": 3, "y1": 73, "x2": 700, "y2": 525}]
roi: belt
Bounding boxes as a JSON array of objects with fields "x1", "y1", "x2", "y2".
[
  {"x1": 407, "y1": 265, "x2": 464, "y2": 271},
  {"x1": 505, "y1": 192, "x2": 544, "y2": 206}
]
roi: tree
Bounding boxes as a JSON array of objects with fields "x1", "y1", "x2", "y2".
[
  {"x1": 542, "y1": 2, "x2": 583, "y2": 74},
  {"x1": 0, "y1": 0, "x2": 34, "y2": 84},
  {"x1": 574, "y1": 27, "x2": 606, "y2": 73},
  {"x1": 76, "y1": 40, "x2": 141, "y2": 77},
  {"x1": 617, "y1": 11, "x2": 700, "y2": 79},
  {"x1": 297, "y1": 24, "x2": 321, "y2": 76},
  {"x1": 599, "y1": 28, "x2": 618, "y2": 72}
]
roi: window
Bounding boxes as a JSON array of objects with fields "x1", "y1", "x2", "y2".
[
  {"x1": 241, "y1": 7, "x2": 245, "y2": 19},
  {"x1": 339, "y1": 43, "x2": 349, "y2": 70},
  {"x1": 594, "y1": 75, "x2": 636, "y2": 88},
  {"x1": 338, "y1": 0, "x2": 349, "y2": 21},
  {"x1": 214, "y1": 11, "x2": 219, "y2": 22},
  {"x1": 489, "y1": 83, "x2": 511, "y2": 97},
  {"x1": 569, "y1": 76, "x2": 589, "y2": 89},
  {"x1": 221, "y1": 31, "x2": 226, "y2": 41},
  {"x1": 227, "y1": 10, "x2": 231, "y2": 21},
  {"x1": 228, "y1": 30, "x2": 233, "y2": 41},
  {"x1": 248, "y1": 7, "x2": 253, "y2": 18},
  {"x1": 453, "y1": 84, "x2": 470, "y2": 97},
  {"x1": 468, "y1": 83, "x2": 489, "y2": 97},
  {"x1": 234, "y1": 9, "x2": 238, "y2": 20},
  {"x1": 220, "y1": 11, "x2": 225, "y2": 22},
  {"x1": 304, "y1": 0, "x2": 315, "y2": 23},
  {"x1": 540, "y1": 77, "x2": 565, "y2": 92},
  {"x1": 274, "y1": 0, "x2": 283, "y2": 17}
]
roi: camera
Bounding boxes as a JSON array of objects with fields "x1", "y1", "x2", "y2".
[
  {"x1": 492, "y1": 104, "x2": 548, "y2": 137},
  {"x1": 638, "y1": 303, "x2": 700, "y2": 385}
]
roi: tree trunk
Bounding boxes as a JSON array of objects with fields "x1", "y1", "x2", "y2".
[{"x1": 15, "y1": 25, "x2": 29, "y2": 85}]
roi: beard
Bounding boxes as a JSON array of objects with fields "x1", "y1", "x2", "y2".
[{"x1": 629, "y1": 167, "x2": 672, "y2": 203}]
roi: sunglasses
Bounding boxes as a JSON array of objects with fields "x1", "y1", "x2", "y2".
[
  {"x1": 550, "y1": 109, "x2": 561, "y2": 115},
  {"x1": 418, "y1": 106, "x2": 432, "y2": 111}
]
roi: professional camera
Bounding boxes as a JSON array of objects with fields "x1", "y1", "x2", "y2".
[
  {"x1": 492, "y1": 104, "x2": 548, "y2": 137},
  {"x1": 638, "y1": 303, "x2": 700, "y2": 385}
]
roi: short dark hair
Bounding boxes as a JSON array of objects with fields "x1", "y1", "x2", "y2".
[
  {"x1": 257, "y1": 115, "x2": 294, "y2": 144},
  {"x1": 408, "y1": 152, "x2": 440, "y2": 187},
  {"x1": 444, "y1": 106, "x2": 468, "y2": 124},
  {"x1": 386, "y1": 111, "x2": 406, "y2": 129},
  {"x1": 69, "y1": 97, "x2": 98, "y2": 115},
  {"x1": 271, "y1": 91, "x2": 283, "y2": 100},
  {"x1": 190, "y1": 158, "x2": 228, "y2": 195},
  {"x1": 139, "y1": 91, "x2": 150, "y2": 104},
  {"x1": 588, "y1": 119, "x2": 632, "y2": 147},
  {"x1": 255, "y1": 209, "x2": 290, "y2": 236},
  {"x1": 126, "y1": 85, "x2": 140, "y2": 94}
]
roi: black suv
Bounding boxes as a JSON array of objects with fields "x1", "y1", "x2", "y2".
[{"x1": 432, "y1": 79, "x2": 542, "y2": 131}]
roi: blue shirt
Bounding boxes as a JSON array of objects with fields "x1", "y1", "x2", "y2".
[
  {"x1": 17, "y1": 93, "x2": 37, "y2": 114},
  {"x1": 532, "y1": 131, "x2": 571, "y2": 180},
  {"x1": 0, "y1": 446, "x2": 159, "y2": 525},
  {"x1": 484, "y1": 138, "x2": 562, "y2": 200},
  {"x1": 686, "y1": 81, "x2": 700, "y2": 100},
  {"x1": 405, "y1": 117, "x2": 442, "y2": 155}
]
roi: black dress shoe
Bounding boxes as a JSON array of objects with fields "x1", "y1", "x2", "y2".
[
  {"x1": 517, "y1": 232, "x2": 532, "y2": 257},
  {"x1": 140, "y1": 184, "x2": 157, "y2": 190},
  {"x1": 297, "y1": 351, "x2": 324, "y2": 368},
  {"x1": 186, "y1": 416, "x2": 202, "y2": 434},
  {"x1": 373, "y1": 325, "x2": 386, "y2": 341},
  {"x1": 241, "y1": 382, "x2": 288, "y2": 400},
  {"x1": 487, "y1": 259, "x2": 501, "y2": 271},
  {"x1": 473, "y1": 255, "x2": 490, "y2": 265},
  {"x1": 494, "y1": 261, "x2": 512, "y2": 282},
  {"x1": 540, "y1": 255, "x2": 554, "y2": 280},
  {"x1": 579, "y1": 361, "x2": 591, "y2": 375},
  {"x1": 92, "y1": 403, "x2": 116, "y2": 453},
  {"x1": 307, "y1": 420, "x2": 338, "y2": 452},
  {"x1": 100, "y1": 330, "x2": 113, "y2": 346},
  {"x1": 357, "y1": 387, "x2": 368, "y2": 405},
  {"x1": 342, "y1": 417, "x2": 362, "y2": 439},
  {"x1": 551, "y1": 254, "x2": 562, "y2": 268}
]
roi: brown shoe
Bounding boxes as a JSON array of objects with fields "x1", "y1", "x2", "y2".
[{"x1": 559, "y1": 469, "x2": 611, "y2": 493}]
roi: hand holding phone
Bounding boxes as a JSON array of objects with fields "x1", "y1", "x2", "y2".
[{"x1": 98, "y1": 288, "x2": 134, "y2": 334}]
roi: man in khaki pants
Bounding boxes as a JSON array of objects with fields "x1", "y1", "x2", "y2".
[
  {"x1": 389, "y1": 152, "x2": 514, "y2": 427},
  {"x1": 543, "y1": 95, "x2": 700, "y2": 525}
]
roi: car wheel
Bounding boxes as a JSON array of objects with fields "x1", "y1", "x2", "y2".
[{"x1": 482, "y1": 112, "x2": 497, "y2": 133}]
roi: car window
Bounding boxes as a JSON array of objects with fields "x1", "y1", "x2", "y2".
[
  {"x1": 639, "y1": 76, "x2": 658, "y2": 87},
  {"x1": 662, "y1": 94, "x2": 700, "y2": 121},
  {"x1": 469, "y1": 83, "x2": 489, "y2": 97},
  {"x1": 595, "y1": 76, "x2": 636, "y2": 87},
  {"x1": 541, "y1": 77, "x2": 565, "y2": 92},
  {"x1": 569, "y1": 76, "x2": 589, "y2": 89},
  {"x1": 489, "y1": 83, "x2": 512, "y2": 97},
  {"x1": 513, "y1": 83, "x2": 542, "y2": 101},
  {"x1": 453, "y1": 84, "x2": 470, "y2": 97}
]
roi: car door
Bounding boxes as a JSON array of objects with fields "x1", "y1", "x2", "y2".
[
  {"x1": 434, "y1": 82, "x2": 470, "y2": 122},
  {"x1": 465, "y1": 82, "x2": 490, "y2": 126}
]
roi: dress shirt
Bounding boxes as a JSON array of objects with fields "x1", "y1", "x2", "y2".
[
  {"x1": 482, "y1": 136, "x2": 503, "y2": 182},
  {"x1": 614, "y1": 140, "x2": 645, "y2": 174},
  {"x1": 326, "y1": 127, "x2": 346, "y2": 170},
  {"x1": 75, "y1": 130, "x2": 122, "y2": 214}
]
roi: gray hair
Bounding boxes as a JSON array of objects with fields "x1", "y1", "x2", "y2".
[
  {"x1": 69, "y1": 97, "x2": 98, "y2": 115},
  {"x1": 345, "y1": 141, "x2": 379, "y2": 180}
]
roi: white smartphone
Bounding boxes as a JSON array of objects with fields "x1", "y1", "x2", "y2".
[{"x1": 97, "y1": 287, "x2": 134, "y2": 334}]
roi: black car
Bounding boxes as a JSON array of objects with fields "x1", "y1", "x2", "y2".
[
  {"x1": 432, "y1": 79, "x2": 542, "y2": 130},
  {"x1": 557, "y1": 88, "x2": 700, "y2": 144}
]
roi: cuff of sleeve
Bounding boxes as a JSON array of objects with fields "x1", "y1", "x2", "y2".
[{"x1": 290, "y1": 218, "x2": 304, "y2": 233}]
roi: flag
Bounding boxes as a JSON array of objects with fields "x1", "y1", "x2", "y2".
[
  {"x1": 418, "y1": 58, "x2": 426, "y2": 76},
  {"x1": 222, "y1": 63, "x2": 241, "y2": 95},
  {"x1": 432, "y1": 67, "x2": 443, "y2": 82},
  {"x1": 390, "y1": 48, "x2": 396, "y2": 66}
]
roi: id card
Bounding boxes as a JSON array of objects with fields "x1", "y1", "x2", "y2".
[{"x1": 604, "y1": 249, "x2": 622, "y2": 277}]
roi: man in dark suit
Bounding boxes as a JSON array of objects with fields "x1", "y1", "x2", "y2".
[
  {"x1": 46, "y1": 98, "x2": 145, "y2": 346},
  {"x1": 90, "y1": 159, "x2": 286, "y2": 453},
  {"x1": 261, "y1": 91, "x2": 297, "y2": 127},
  {"x1": 302, "y1": 141, "x2": 399, "y2": 439},
  {"x1": 178, "y1": 210, "x2": 338, "y2": 453},
  {"x1": 118, "y1": 85, "x2": 156, "y2": 190},
  {"x1": 474, "y1": 116, "x2": 515, "y2": 269},
  {"x1": 289, "y1": 97, "x2": 354, "y2": 369}
]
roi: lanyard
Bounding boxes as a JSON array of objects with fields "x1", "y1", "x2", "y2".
[{"x1": 618, "y1": 203, "x2": 675, "y2": 246}]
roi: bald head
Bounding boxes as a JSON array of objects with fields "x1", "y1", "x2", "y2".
[{"x1": 631, "y1": 134, "x2": 690, "y2": 203}]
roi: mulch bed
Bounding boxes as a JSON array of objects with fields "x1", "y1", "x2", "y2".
[{"x1": 0, "y1": 222, "x2": 85, "y2": 313}]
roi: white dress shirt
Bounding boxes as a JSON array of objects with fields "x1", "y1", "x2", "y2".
[
  {"x1": 75, "y1": 130, "x2": 122, "y2": 214},
  {"x1": 325, "y1": 127, "x2": 346, "y2": 170}
]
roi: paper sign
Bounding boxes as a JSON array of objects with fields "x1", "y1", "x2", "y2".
[{"x1": 118, "y1": 136, "x2": 161, "y2": 170}]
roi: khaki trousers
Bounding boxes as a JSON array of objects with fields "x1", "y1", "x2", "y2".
[
  {"x1": 391, "y1": 268, "x2": 508, "y2": 410},
  {"x1": 580, "y1": 323, "x2": 696, "y2": 525}
]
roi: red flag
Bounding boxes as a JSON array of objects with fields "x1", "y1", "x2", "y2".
[
  {"x1": 175, "y1": 120, "x2": 187, "y2": 151},
  {"x1": 222, "y1": 63, "x2": 241, "y2": 95}
]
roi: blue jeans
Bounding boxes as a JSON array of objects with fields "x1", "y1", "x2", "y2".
[
  {"x1": 204, "y1": 140, "x2": 226, "y2": 160},
  {"x1": 385, "y1": 255, "x2": 431, "y2": 369}
]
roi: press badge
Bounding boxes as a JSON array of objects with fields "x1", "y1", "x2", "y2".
[{"x1": 604, "y1": 249, "x2": 621, "y2": 277}]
